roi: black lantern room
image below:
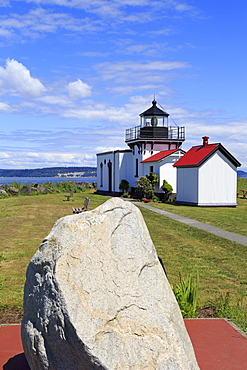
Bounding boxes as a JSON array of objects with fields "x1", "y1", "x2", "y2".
[
  {"x1": 139, "y1": 99, "x2": 169, "y2": 128},
  {"x1": 125, "y1": 99, "x2": 185, "y2": 148}
]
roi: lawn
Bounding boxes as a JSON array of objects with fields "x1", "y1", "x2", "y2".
[
  {"x1": 146, "y1": 197, "x2": 247, "y2": 237},
  {"x1": 0, "y1": 186, "x2": 246, "y2": 330},
  {"x1": 0, "y1": 190, "x2": 109, "y2": 317}
]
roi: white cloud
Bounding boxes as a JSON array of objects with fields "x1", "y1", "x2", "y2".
[
  {"x1": 94, "y1": 60, "x2": 190, "y2": 90},
  {"x1": 95, "y1": 146, "x2": 126, "y2": 152},
  {"x1": 18, "y1": 0, "x2": 198, "y2": 17},
  {"x1": 61, "y1": 104, "x2": 134, "y2": 123},
  {"x1": 0, "y1": 1, "x2": 10, "y2": 6},
  {"x1": 67, "y1": 79, "x2": 92, "y2": 99},
  {"x1": 0, "y1": 7, "x2": 102, "y2": 43},
  {"x1": 0, "y1": 152, "x2": 10, "y2": 159},
  {"x1": 0, "y1": 59, "x2": 46, "y2": 98},
  {"x1": 77, "y1": 51, "x2": 109, "y2": 57},
  {"x1": 38, "y1": 95, "x2": 75, "y2": 107},
  {"x1": 0, "y1": 150, "x2": 97, "y2": 168},
  {"x1": 175, "y1": 3, "x2": 195, "y2": 12},
  {"x1": 0, "y1": 1, "x2": 200, "y2": 44},
  {"x1": 0, "y1": 101, "x2": 13, "y2": 112},
  {"x1": 97, "y1": 61, "x2": 189, "y2": 75}
]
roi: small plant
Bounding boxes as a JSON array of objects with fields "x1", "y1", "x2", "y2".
[
  {"x1": 200, "y1": 292, "x2": 247, "y2": 332},
  {"x1": 122, "y1": 192, "x2": 129, "y2": 198},
  {"x1": 0, "y1": 254, "x2": 5, "y2": 290},
  {"x1": 146, "y1": 172, "x2": 159, "y2": 190},
  {"x1": 119, "y1": 179, "x2": 129, "y2": 193},
  {"x1": 135, "y1": 177, "x2": 154, "y2": 199},
  {"x1": 172, "y1": 271, "x2": 199, "y2": 318},
  {"x1": 142, "y1": 198, "x2": 150, "y2": 203},
  {"x1": 9, "y1": 181, "x2": 22, "y2": 190},
  {"x1": 161, "y1": 179, "x2": 173, "y2": 201},
  {"x1": 152, "y1": 195, "x2": 159, "y2": 202}
]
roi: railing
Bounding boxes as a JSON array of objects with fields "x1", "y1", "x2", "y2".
[{"x1": 125, "y1": 125, "x2": 185, "y2": 142}]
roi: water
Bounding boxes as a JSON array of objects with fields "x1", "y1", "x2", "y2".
[{"x1": 0, "y1": 177, "x2": 97, "y2": 186}]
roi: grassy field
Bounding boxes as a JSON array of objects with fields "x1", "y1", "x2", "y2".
[
  {"x1": 146, "y1": 197, "x2": 247, "y2": 236},
  {"x1": 0, "y1": 190, "x2": 110, "y2": 315},
  {"x1": 0, "y1": 182, "x2": 247, "y2": 330}
]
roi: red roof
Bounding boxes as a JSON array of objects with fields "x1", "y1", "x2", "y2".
[
  {"x1": 173, "y1": 143, "x2": 241, "y2": 167},
  {"x1": 141, "y1": 149, "x2": 183, "y2": 163}
]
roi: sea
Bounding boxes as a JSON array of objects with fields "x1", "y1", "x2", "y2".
[{"x1": 0, "y1": 177, "x2": 97, "y2": 186}]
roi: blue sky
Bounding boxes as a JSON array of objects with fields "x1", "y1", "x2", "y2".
[{"x1": 0, "y1": 0, "x2": 246, "y2": 170}]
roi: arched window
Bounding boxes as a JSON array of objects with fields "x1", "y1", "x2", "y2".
[
  {"x1": 108, "y1": 160, "x2": 112, "y2": 192},
  {"x1": 100, "y1": 162, "x2": 103, "y2": 187},
  {"x1": 135, "y1": 158, "x2": 138, "y2": 177}
]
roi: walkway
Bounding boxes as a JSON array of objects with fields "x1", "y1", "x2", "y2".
[
  {"x1": 1, "y1": 320, "x2": 247, "y2": 369},
  {"x1": 135, "y1": 202, "x2": 247, "y2": 246}
]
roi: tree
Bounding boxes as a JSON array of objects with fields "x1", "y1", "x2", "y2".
[
  {"x1": 119, "y1": 179, "x2": 129, "y2": 193},
  {"x1": 146, "y1": 172, "x2": 159, "y2": 190},
  {"x1": 161, "y1": 179, "x2": 173, "y2": 201},
  {"x1": 135, "y1": 177, "x2": 154, "y2": 199}
]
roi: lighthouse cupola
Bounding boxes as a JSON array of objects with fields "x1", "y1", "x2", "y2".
[
  {"x1": 140, "y1": 99, "x2": 169, "y2": 128},
  {"x1": 125, "y1": 99, "x2": 185, "y2": 152}
]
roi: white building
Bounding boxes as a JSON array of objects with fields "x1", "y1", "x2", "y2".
[
  {"x1": 174, "y1": 136, "x2": 241, "y2": 206},
  {"x1": 97, "y1": 100, "x2": 185, "y2": 196}
]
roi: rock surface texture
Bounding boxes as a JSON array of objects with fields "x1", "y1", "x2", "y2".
[{"x1": 22, "y1": 198, "x2": 199, "y2": 370}]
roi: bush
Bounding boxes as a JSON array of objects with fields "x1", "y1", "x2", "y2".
[
  {"x1": 119, "y1": 179, "x2": 129, "y2": 193},
  {"x1": 152, "y1": 195, "x2": 159, "y2": 202},
  {"x1": 146, "y1": 172, "x2": 159, "y2": 189},
  {"x1": 135, "y1": 177, "x2": 154, "y2": 199},
  {"x1": 172, "y1": 271, "x2": 199, "y2": 318},
  {"x1": 122, "y1": 192, "x2": 129, "y2": 198},
  {"x1": 161, "y1": 179, "x2": 173, "y2": 201}
]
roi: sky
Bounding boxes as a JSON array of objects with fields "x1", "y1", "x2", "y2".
[{"x1": 0, "y1": 0, "x2": 246, "y2": 171}]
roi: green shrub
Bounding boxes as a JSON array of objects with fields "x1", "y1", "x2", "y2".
[
  {"x1": 146, "y1": 172, "x2": 159, "y2": 189},
  {"x1": 135, "y1": 177, "x2": 154, "y2": 199},
  {"x1": 123, "y1": 192, "x2": 129, "y2": 198},
  {"x1": 152, "y1": 195, "x2": 159, "y2": 202},
  {"x1": 161, "y1": 179, "x2": 173, "y2": 201},
  {"x1": 9, "y1": 181, "x2": 22, "y2": 190},
  {"x1": 119, "y1": 179, "x2": 129, "y2": 193},
  {"x1": 212, "y1": 292, "x2": 247, "y2": 331},
  {"x1": 172, "y1": 271, "x2": 199, "y2": 318}
]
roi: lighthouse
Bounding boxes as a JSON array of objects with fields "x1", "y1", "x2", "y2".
[
  {"x1": 97, "y1": 100, "x2": 185, "y2": 195},
  {"x1": 126, "y1": 99, "x2": 185, "y2": 157}
]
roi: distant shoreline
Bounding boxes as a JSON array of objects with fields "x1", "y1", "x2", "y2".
[
  {"x1": 0, "y1": 166, "x2": 97, "y2": 178},
  {"x1": 0, "y1": 176, "x2": 97, "y2": 186},
  {"x1": 0, "y1": 175, "x2": 97, "y2": 178}
]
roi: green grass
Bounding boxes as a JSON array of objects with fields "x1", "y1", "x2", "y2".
[
  {"x1": 146, "y1": 178, "x2": 247, "y2": 237},
  {"x1": 0, "y1": 190, "x2": 109, "y2": 310},
  {"x1": 0, "y1": 185, "x2": 246, "y2": 331},
  {"x1": 138, "y1": 205, "x2": 247, "y2": 331}
]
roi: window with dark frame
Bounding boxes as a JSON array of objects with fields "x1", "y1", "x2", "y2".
[
  {"x1": 135, "y1": 158, "x2": 138, "y2": 177},
  {"x1": 100, "y1": 162, "x2": 103, "y2": 187}
]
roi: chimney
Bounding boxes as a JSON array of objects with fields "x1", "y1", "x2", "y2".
[{"x1": 202, "y1": 136, "x2": 209, "y2": 146}]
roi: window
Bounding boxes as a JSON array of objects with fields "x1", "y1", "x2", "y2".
[
  {"x1": 100, "y1": 162, "x2": 103, "y2": 187},
  {"x1": 150, "y1": 165, "x2": 153, "y2": 173},
  {"x1": 135, "y1": 158, "x2": 139, "y2": 177}
]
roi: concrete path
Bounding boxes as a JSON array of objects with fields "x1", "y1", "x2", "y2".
[{"x1": 134, "y1": 202, "x2": 247, "y2": 246}]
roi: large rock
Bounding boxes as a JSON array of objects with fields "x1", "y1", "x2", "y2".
[
  {"x1": 8, "y1": 186, "x2": 19, "y2": 195},
  {"x1": 21, "y1": 198, "x2": 199, "y2": 370},
  {"x1": 0, "y1": 189, "x2": 8, "y2": 197},
  {"x1": 21, "y1": 186, "x2": 32, "y2": 195}
]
